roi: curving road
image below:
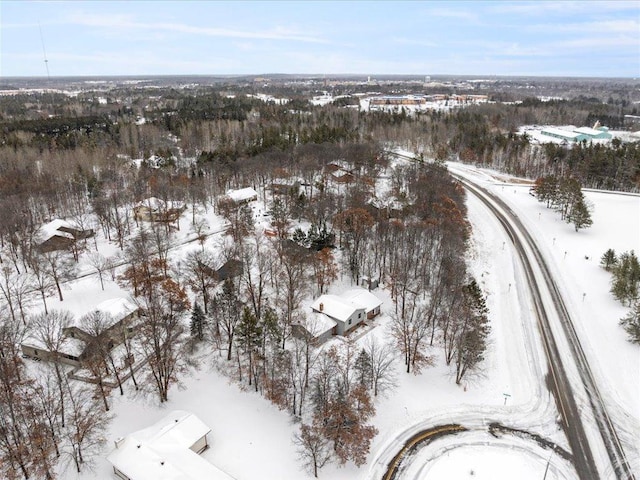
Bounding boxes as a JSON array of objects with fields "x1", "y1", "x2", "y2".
[
  {"x1": 454, "y1": 174, "x2": 635, "y2": 480},
  {"x1": 377, "y1": 156, "x2": 635, "y2": 479}
]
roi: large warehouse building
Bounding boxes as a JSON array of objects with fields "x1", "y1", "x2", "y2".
[{"x1": 540, "y1": 125, "x2": 612, "y2": 143}]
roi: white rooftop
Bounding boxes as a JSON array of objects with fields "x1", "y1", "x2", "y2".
[
  {"x1": 540, "y1": 127, "x2": 581, "y2": 139},
  {"x1": 573, "y1": 126, "x2": 605, "y2": 136},
  {"x1": 226, "y1": 187, "x2": 258, "y2": 202},
  {"x1": 136, "y1": 197, "x2": 184, "y2": 211},
  {"x1": 310, "y1": 287, "x2": 382, "y2": 323},
  {"x1": 304, "y1": 313, "x2": 337, "y2": 336},
  {"x1": 137, "y1": 197, "x2": 165, "y2": 210},
  {"x1": 341, "y1": 288, "x2": 383, "y2": 312},
  {"x1": 94, "y1": 298, "x2": 138, "y2": 319},
  {"x1": 311, "y1": 294, "x2": 361, "y2": 322},
  {"x1": 107, "y1": 410, "x2": 233, "y2": 480},
  {"x1": 38, "y1": 219, "x2": 76, "y2": 241}
]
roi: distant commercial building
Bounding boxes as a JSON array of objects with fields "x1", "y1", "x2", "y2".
[
  {"x1": 573, "y1": 126, "x2": 612, "y2": 140},
  {"x1": 540, "y1": 127, "x2": 588, "y2": 143},
  {"x1": 369, "y1": 95, "x2": 427, "y2": 106},
  {"x1": 540, "y1": 125, "x2": 612, "y2": 143}
]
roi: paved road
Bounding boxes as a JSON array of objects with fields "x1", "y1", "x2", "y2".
[{"x1": 456, "y1": 174, "x2": 635, "y2": 480}]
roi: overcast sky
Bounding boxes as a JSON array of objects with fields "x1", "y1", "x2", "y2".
[{"x1": 1, "y1": 0, "x2": 639, "y2": 78}]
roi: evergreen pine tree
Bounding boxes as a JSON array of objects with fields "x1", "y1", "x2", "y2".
[
  {"x1": 620, "y1": 302, "x2": 640, "y2": 345},
  {"x1": 354, "y1": 348, "x2": 373, "y2": 390},
  {"x1": 611, "y1": 251, "x2": 640, "y2": 306},
  {"x1": 236, "y1": 307, "x2": 263, "y2": 389},
  {"x1": 600, "y1": 249, "x2": 617, "y2": 271},
  {"x1": 567, "y1": 193, "x2": 592, "y2": 231},
  {"x1": 190, "y1": 302, "x2": 206, "y2": 341},
  {"x1": 455, "y1": 279, "x2": 490, "y2": 385},
  {"x1": 292, "y1": 227, "x2": 308, "y2": 248}
]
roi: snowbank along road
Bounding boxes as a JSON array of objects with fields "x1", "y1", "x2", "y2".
[{"x1": 454, "y1": 173, "x2": 635, "y2": 480}]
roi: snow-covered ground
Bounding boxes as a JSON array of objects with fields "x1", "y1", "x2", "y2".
[{"x1": 37, "y1": 159, "x2": 638, "y2": 479}]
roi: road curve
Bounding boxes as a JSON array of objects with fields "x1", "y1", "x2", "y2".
[{"x1": 455, "y1": 174, "x2": 635, "y2": 480}]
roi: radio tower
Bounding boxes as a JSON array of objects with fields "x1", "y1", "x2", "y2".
[{"x1": 38, "y1": 21, "x2": 50, "y2": 79}]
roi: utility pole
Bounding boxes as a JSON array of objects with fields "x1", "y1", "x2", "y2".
[
  {"x1": 38, "y1": 21, "x2": 50, "y2": 80},
  {"x1": 542, "y1": 452, "x2": 552, "y2": 480}
]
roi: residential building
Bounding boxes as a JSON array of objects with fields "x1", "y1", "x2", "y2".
[
  {"x1": 133, "y1": 197, "x2": 186, "y2": 223},
  {"x1": 21, "y1": 297, "x2": 139, "y2": 367},
  {"x1": 37, "y1": 219, "x2": 94, "y2": 253},
  {"x1": 308, "y1": 287, "x2": 383, "y2": 337},
  {"x1": 108, "y1": 410, "x2": 233, "y2": 480},
  {"x1": 223, "y1": 187, "x2": 258, "y2": 205}
]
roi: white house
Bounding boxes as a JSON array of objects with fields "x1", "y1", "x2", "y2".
[
  {"x1": 107, "y1": 410, "x2": 233, "y2": 480},
  {"x1": 310, "y1": 287, "x2": 382, "y2": 336}
]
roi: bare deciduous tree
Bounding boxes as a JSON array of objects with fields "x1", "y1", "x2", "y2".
[{"x1": 293, "y1": 422, "x2": 331, "y2": 478}]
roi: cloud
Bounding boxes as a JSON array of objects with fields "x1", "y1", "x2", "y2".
[
  {"x1": 558, "y1": 35, "x2": 640, "y2": 49},
  {"x1": 526, "y1": 19, "x2": 640, "y2": 35},
  {"x1": 391, "y1": 37, "x2": 438, "y2": 48},
  {"x1": 65, "y1": 12, "x2": 329, "y2": 44},
  {"x1": 489, "y1": 0, "x2": 639, "y2": 16},
  {"x1": 422, "y1": 7, "x2": 479, "y2": 22}
]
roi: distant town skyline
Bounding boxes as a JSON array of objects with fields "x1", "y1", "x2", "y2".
[{"x1": 1, "y1": 0, "x2": 639, "y2": 78}]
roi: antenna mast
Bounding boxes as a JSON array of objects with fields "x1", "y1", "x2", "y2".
[{"x1": 38, "y1": 21, "x2": 50, "y2": 80}]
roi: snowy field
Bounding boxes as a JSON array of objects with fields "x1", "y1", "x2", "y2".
[{"x1": 38, "y1": 160, "x2": 639, "y2": 479}]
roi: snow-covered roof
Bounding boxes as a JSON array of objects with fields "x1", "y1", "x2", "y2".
[
  {"x1": 108, "y1": 410, "x2": 233, "y2": 480},
  {"x1": 311, "y1": 294, "x2": 362, "y2": 322},
  {"x1": 226, "y1": 187, "x2": 258, "y2": 202},
  {"x1": 38, "y1": 219, "x2": 76, "y2": 240},
  {"x1": 95, "y1": 298, "x2": 137, "y2": 319},
  {"x1": 341, "y1": 288, "x2": 382, "y2": 312},
  {"x1": 303, "y1": 313, "x2": 337, "y2": 336},
  {"x1": 137, "y1": 197, "x2": 165, "y2": 210},
  {"x1": 573, "y1": 126, "x2": 604, "y2": 136},
  {"x1": 328, "y1": 160, "x2": 353, "y2": 171},
  {"x1": 540, "y1": 127, "x2": 581, "y2": 139},
  {"x1": 136, "y1": 197, "x2": 185, "y2": 212},
  {"x1": 332, "y1": 170, "x2": 353, "y2": 179},
  {"x1": 311, "y1": 287, "x2": 382, "y2": 322}
]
